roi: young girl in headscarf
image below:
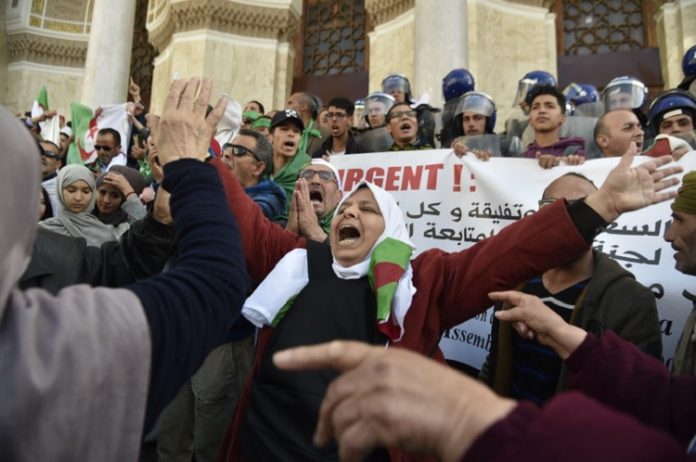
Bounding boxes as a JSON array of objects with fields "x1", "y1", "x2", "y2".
[
  {"x1": 93, "y1": 165, "x2": 147, "y2": 226},
  {"x1": 38, "y1": 164, "x2": 125, "y2": 246}
]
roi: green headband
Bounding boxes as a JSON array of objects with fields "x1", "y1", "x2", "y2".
[{"x1": 251, "y1": 117, "x2": 271, "y2": 129}]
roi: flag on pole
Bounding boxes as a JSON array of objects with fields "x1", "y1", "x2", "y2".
[
  {"x1": 31, "y1": 86, "x2": 60, "y2": 145},
  {"x1": 66, "y1": 103, "x2": 131, "y2": 166}
]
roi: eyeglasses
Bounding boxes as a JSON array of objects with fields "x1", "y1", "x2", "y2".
[
  {"x1": 299, "y1": 169, "x2": 337, "y2": 183},
  {"x1": 224, "y1": 144, "x2": 260, "y2": 161},
  {"x1": 94, "y1": 145, "x2": 113, "y2": 152},
  {"x1": 538, "y1": 198, "x2": 582, "y2": 208},
  {"x1": 387, "y1": 110, "x2": 417, "y2": 120},
  {"x1": 325, "y1": 112, "x2": 348, "y2": 119}
]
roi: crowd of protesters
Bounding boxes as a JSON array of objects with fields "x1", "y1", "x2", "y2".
[{"x1": 2, "y1": 43, "x2": 696, "y2": 461}]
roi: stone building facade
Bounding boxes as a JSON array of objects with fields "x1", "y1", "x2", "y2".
[{"x1": 1, "y1": 0, "x2": 694, "y2": 131}]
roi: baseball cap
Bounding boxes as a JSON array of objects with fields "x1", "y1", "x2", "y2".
[{"x1": 270, "y1": 109, "x2": 304, "y2": 132}]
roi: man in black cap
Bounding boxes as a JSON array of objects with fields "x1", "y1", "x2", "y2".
[{"x1": 269, "y1": 109, "x2": 311, "y2": 208}]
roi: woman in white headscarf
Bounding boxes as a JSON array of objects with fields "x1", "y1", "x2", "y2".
[
  {"x1": 38, "y1": 164, "x2": 126, "y2": 245},
  {"x1": 0, "y1": 78, "x2": 248, "y2": 461},
  {"x1": 212, "y1": 141, "x2": 682, "y2": 461}
]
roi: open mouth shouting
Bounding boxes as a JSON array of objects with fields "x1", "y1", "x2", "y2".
[
  {"x1": 309, "y1": 186, "x2": 324, "y2": 209},
  {"x1": 337, "y1": 222, "x2": 361, "y2": 246},
  {"x1": 283, "y1": 139, "x2": 297, "y2": 153}
]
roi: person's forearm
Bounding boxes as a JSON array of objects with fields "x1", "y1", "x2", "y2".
[
  {"x1": 121, "y1": 194, "x2": 147, "y2": 222},
  {"x1": 128, "y1": 159, "x2": 248, "y2": 430}
]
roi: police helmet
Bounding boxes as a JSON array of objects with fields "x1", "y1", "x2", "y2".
[
  {"x1": 563, "y1": 83, "x2": 600, "y2": 114},
  {"x1": 381, "y1": 74, "x2": 412, "y2": 100},
  {"x1": 602, "y1": 76, "x2": 648, "y2": 112},
  {"x1": 513, "y1": 70, "x2": 557, "y2": 107},
  {"x1": 455, "y1": 91, "x2": 497, "y2": 134},
  {"x1": 442, "y1": 69, "x2": 475, "y2": 103},
  {"x1": 683, "y1": 45, "x2": 696, "y2": 78},
  {"x1": 363, "y1": 92, "x2": 396, "y2": 127},
  {"x1": 647, "y1": 89, "x2": 696, "y2": 131}
]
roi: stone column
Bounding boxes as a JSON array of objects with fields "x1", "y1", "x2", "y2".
[
  {"x1": 413, "y1": 0, "x2": 468, "y2": 108},
  {"x1": 81, "y1": 0, "x2": 137, "y2": 107}
]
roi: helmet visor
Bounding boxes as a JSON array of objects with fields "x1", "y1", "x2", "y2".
[
  {"x1": 382, "y1": 77, "x2": 410, "y2": 94},
  {"x1": 513, "y1": 78, "x2": 537, "y2": 107},
  {"x1": 456, "y1": 92, "x2": 495, "y2": 117},
  {"x1": 603, "y1": 82, "x2": 647, "y2": 111}
]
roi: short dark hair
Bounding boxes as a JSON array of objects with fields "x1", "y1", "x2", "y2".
[
  {"x1": 248, "y1": 100, "x2": 265, "y2": 114},
  {"x1": 39, "y1": 140, "x2": 60, "y2": 154},
  {"x1": 527, "y1": 84, "x2": 566, "y2": 114},
  {"x1": 385, "y1": 102, "x2": 413, "y2": 121},
  {"x1": 327, "y1": 97, "x2": 355, "y2": 116},
  {"x1": 236, "y1": 128, "x2": 274, "y2": 177},
  {"x1": 97, "y1": 128, "x2": 121, "y2": 146}
]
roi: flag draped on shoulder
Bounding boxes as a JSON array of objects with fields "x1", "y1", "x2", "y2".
[
  {"x1": 67, "y1": 103, "x2": 130, "y2": 166},
  {"x1": 32, "y1": 86, "x2": 60, "y2": 145}
]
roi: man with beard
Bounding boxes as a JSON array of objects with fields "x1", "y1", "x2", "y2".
[
  {"x1": 286, "y1": 159, "x2": 342, "y2": 242},
  {"x1": 311, "y1": 97, "x2": 367, "y2": 158},
  {"x1": 386, "y1": 102, "x2": 433, "y2": 151}
]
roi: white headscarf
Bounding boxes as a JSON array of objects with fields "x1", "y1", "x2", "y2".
[
  {"x1": 243, "y1": 180, "x2": 417, "y2": 341},
  {"x1": 39, "y1": 164, "x2": 122, "y2": 246}
]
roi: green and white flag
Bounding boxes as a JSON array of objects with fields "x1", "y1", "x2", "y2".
[{"x1": 31, "y1": 86, "x2": 60, "y2": 144}]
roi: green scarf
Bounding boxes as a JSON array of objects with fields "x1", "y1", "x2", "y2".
[
  {"x1": 274, "y1": 149, "x2": 311, "y2": 216},
  {"x1": 298, "y1": 119, "x2": 322, "y2": 155}
]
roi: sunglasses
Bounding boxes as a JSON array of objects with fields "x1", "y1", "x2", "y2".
[
  {"x1": 41, "y1": 150, "x2": 59, "y2": 159},
  {"x1": 387, "y1": 110, "x2": 417, "y2": 120},
  {"x1": 224, "y1": 144, "x2": 260, "y2": 161},
  {"x1": 94, "y1": 145, "x2": 113, "y2": 152},
  {"x1": 299, "y1": 169, "x2": 337, "y2": 183}
]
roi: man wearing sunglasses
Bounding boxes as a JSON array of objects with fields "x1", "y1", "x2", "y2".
[
  {"x1": 40, "y1": 140, "x2": 63, "y2": 212},
  {"x1": 481, "y1": 172, "x2": 660, "y2": 403},
  {"x1": 94, "y1": 128, "x2": 126, "y2": 173},
  {"x1": 311, "y1": 97, "x2": 368, "y2": 158},
  {"x1": 286, "y1": 159, "x2": 342, "y2": 242},
  {"x1": 386, "y1": 102, "x2": 433, "y2": 151},
  {"x1": 221, "y1": 129, "x2": 286, "y2": 221}
]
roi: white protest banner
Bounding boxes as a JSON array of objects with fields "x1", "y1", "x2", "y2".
[{"x1": 330, "y1": 150, "x2": 696, "y2": 370}]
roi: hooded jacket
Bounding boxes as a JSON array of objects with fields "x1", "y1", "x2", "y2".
[{"x1": 485, "y1": 249, "x2": 661, "y2": 396}]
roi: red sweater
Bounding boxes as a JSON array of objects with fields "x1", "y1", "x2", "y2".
[{"x1": 466, "y1": 332, "x2": 695, "y2": 461}]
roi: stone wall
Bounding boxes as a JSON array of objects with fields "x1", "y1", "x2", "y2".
[
  {"x1": 655, "y1": 0, "x2": 696, "y2": 89},
  {"x1": 147, "y1": 0, "x2": 300, "y2": 114}
]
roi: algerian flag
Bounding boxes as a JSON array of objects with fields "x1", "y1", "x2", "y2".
[
  {"x1": 31, "y1": 86, "x2": 60, "y2": 144},
  {"x1": 67, "y1": 102, "x2": 131, "y2": 166},
  {"x1": 67, "y1": 102, "x2": 95, "y2": 165}
]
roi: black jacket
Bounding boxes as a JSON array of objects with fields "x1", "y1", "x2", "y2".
[{"x1": 21, "y1": 214, "x2": 176, "y2": 294}]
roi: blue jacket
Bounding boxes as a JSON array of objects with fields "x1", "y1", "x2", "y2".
[{"x1": 245, "y1": 179, "x2": 287, "y2": 221}]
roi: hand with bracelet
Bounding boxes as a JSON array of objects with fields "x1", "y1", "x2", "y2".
[{"x1": 103, "y1": 172, "x2": 137, "y2": 200}]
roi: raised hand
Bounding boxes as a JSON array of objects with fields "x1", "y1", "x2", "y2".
[
  {"x1": 103, "y1": 172, "x2": 134, "y2": 197},
  {"x1": 585, "y1": 151, "x2": 683, "y2": 222},
  {"x1": 148, "y1": 78, "x2": 226, "y2": 166}
]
